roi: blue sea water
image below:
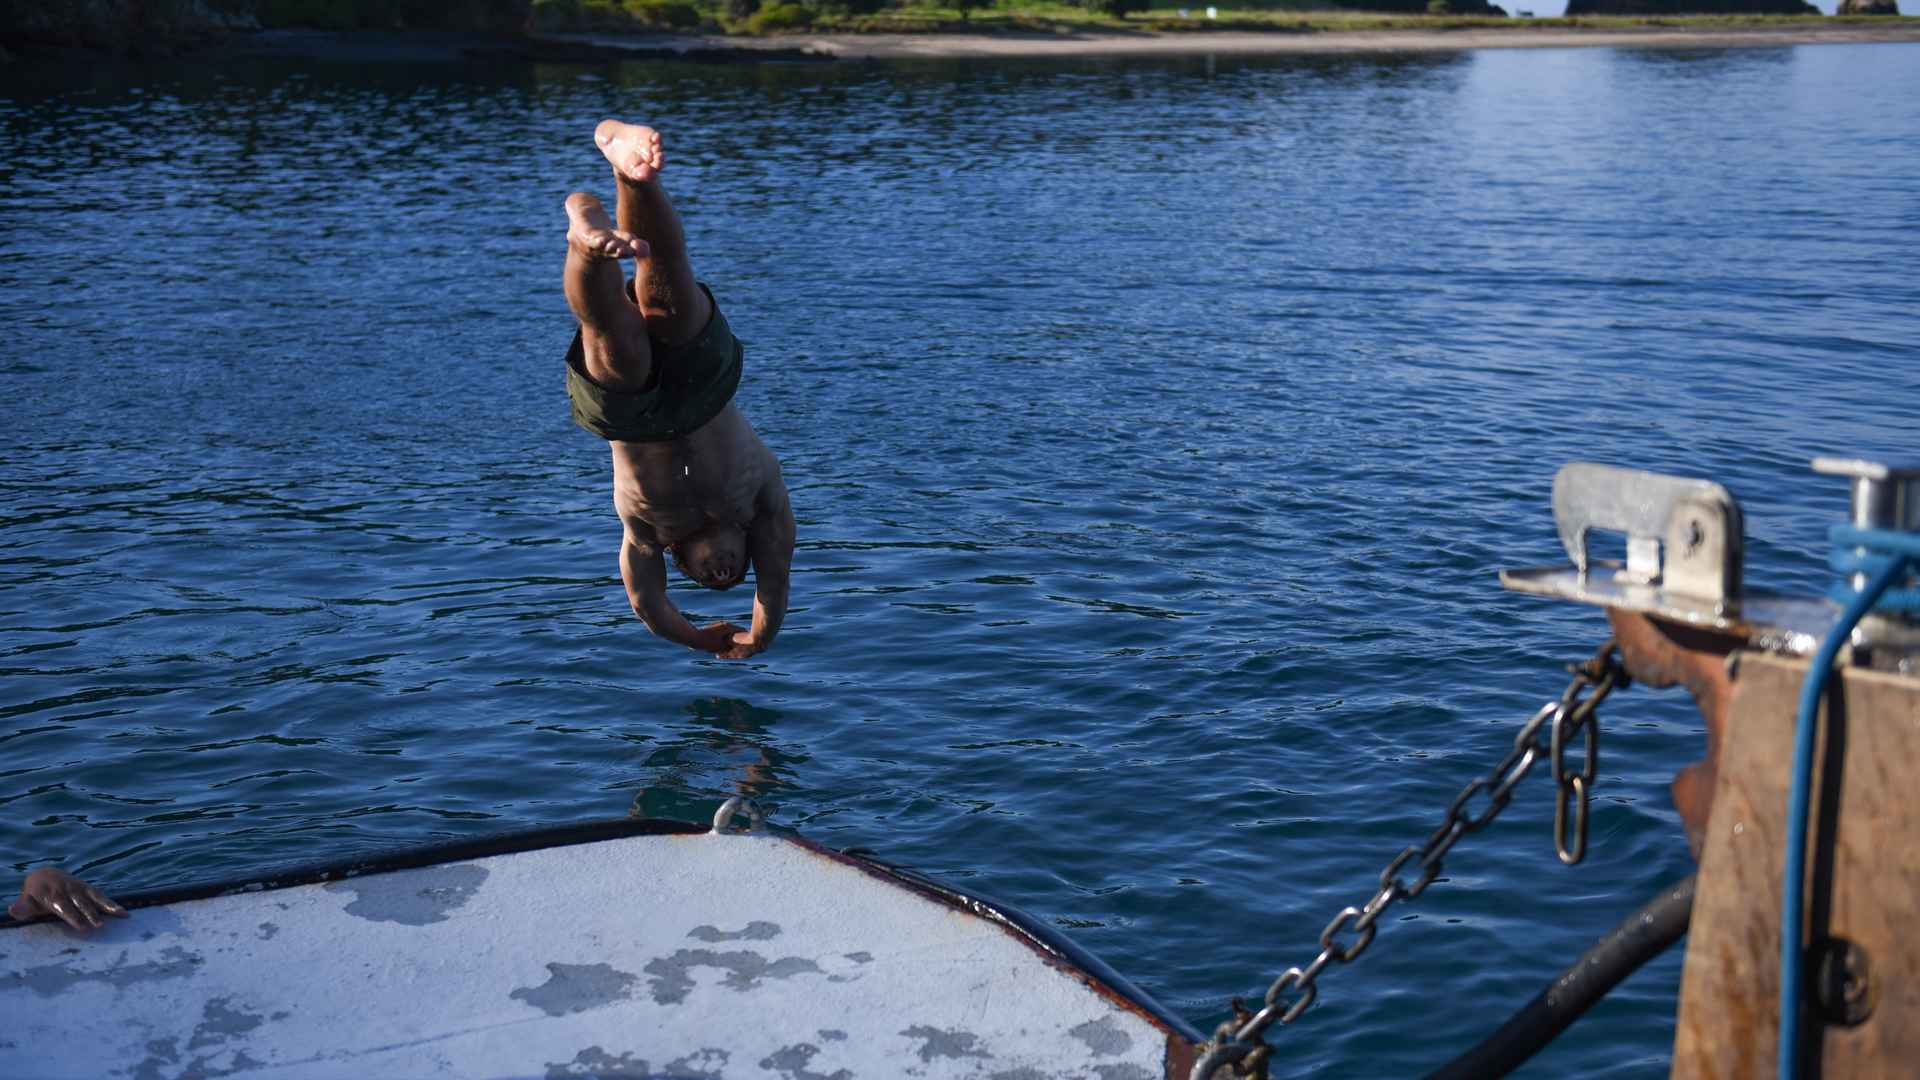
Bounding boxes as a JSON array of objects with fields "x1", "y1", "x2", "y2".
[{"x1": 2, "y1": 37, "x2": 1917, "y2": 1077}]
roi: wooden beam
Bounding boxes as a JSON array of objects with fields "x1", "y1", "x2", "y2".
[{"x1": 1670, "y1": 652, "x2": 1920, "y2": 1078}]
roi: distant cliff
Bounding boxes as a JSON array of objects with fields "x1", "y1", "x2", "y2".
[
  {"x1": 0, "y1": 0, "x2": 532, "y2": 56},
  {"x1": 1564, "y1": 0, "x2": 1817, "y2": 12}
]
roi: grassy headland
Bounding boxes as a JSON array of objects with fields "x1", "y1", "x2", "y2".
[
  {"x1": 3, "y1": 0, "x2": 1915, "y2": 58},
  {"x1": 526, "y1": 0, "x2": 1912, "y2": 37}
]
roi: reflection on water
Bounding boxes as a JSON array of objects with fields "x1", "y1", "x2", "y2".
[
  {"x1": 4, "y1": 40, "x2": 1919, "y2": 1078},
  {"x1": 628, "y1": 697, "x2": 796, "y2": 821}
]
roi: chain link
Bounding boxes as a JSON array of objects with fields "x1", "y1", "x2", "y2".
[
  {"x1": 1550, "y1": 639, "x2": 1625, "y2": 864},
  {"x1": 1190, "y1": 641, "x2": 1629, "y2": 1080}
]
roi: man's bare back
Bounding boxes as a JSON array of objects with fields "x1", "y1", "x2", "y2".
[{"x1": 563, "y1": 121, "x2": 795, "y2": 659}]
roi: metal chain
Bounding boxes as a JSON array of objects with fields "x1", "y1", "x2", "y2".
[
  {"x1": 1190, "y1": 641, "x2": 1629, "y2": 1080},
  {"x1": 1550, "y1": 641, "x2": 1625, "y2": 865}
]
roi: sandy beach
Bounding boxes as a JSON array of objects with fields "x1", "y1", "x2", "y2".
[{"x1": 551, "y1": 20, "x2": 1920, "y2": 62}]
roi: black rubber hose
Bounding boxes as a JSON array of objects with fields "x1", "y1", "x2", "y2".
[{"x1": 1422, "y1": 874, "x2": 1696, "y2": 1080}]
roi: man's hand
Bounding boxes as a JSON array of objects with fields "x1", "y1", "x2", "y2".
[
  {"x1": 10, "y1": 868, "x2": 127, "y2": 932},
  {"x1": 717, "y1": 631, "x2": 767, "y2": 660},
  {"x1": 625, "y1": 539, "x2": 747, "y2": 657},
  {"x1": 695, "y1": 621, "x2": 747, "y2": 656}
]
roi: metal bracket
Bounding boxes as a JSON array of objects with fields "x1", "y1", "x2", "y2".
[
  {"x1": 711, "y1": 797, "x2": 767, "y2": 835},
  {"x1": 1507, "y1": 459, "x2": 1920, "y2": 665},
  {"x1": 1550, "y1": 462, "x2": 1743, "y2": 603},
  {"x1": 1505, "y1": 463, "x2": 1826, "y2": 654}
]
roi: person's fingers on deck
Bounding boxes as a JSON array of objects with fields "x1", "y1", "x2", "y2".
[
  {"x1": 65, "y1": 889, "x2": 104, "y2": 930},
  {"x1": 42, "y1": 895, "x2": 87, "y2": 931},
  {"x1": 13, "y1": 868, "x2": 126, "y2": 932},
  {"x1": 84, "y1": 885, "x2": 128, "y2": 921}
]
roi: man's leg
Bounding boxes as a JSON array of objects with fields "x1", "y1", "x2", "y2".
[
  {"x1": 563, "y1": 192, "x2": 652, "y2": 392},
  {"x1": 595, "y1": 120, "x2": 713, "y2": 348}
]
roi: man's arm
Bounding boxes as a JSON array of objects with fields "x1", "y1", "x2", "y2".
[
  {"x1": 722, "y1": 483, "x2": 796, "y2": 659},
  {"x1": 621, "y1": 534, "x2": 740, "y2": 654}
]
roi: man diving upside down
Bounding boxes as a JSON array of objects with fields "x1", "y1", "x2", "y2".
[{"x1": 562, "y1": 121, "x2": 795, "y2": 658}]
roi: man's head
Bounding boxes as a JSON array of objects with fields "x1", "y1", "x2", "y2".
[{"x1": 670, "y1": 523, "x2": 750, "y2": 590}]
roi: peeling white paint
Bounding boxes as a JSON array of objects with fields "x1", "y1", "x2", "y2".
[{"x1": 1, "y1": 832, "x2": 1175, "y2": 1079}]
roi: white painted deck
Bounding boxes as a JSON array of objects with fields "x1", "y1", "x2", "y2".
[{"x1": 1, "y1": 829, "x2": 1184, "y2": 1079}]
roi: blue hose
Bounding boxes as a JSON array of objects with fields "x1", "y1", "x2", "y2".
[
  {"x1": 1778, "y1": 526, "x2": 1916, "y2": 1080},
  {"x1": 1827, "y1": 524, "x2": 1920, "y2": 613}
]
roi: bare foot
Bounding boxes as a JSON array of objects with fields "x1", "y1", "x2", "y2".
[
  {"x1": 564, "y1": 192, "x2": 647, "y2": 260},
  {"x1": 595, "y1": 120, "x2": 664, "y2": 185}
]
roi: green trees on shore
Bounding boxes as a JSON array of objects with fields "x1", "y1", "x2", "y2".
[
  {"x1": 530, "y1": 0, "x2": 1157, "y2": 28},
  {"x1": 2, "y1": 0, "x2": 1895, "y2": 57}
]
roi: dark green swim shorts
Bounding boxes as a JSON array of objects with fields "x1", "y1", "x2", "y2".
[{"x1": 564, "y1": 281, "x2": 743, "y2": 443}]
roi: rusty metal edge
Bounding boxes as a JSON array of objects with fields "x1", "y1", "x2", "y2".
[
  {"x1": 781, "y1": 831, "x2": 1209, "y2": 1057},
  {"x1": 0, "y1": 817, "x2": 708, "y2": 927}
]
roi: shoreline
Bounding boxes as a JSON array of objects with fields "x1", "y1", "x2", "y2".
[
  {"x1": 593, "y1": 21, "x2": 1920, "y2": 59},
  {"x1": 8, "y1": 20, "x2": 1919, "y2": 68},
  {"x1": 775, "y1": 21, "x2": 1920, "y2": 56}
]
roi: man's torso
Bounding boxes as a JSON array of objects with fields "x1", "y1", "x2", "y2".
[{"x1": 611, "y1": 403, "x2": 777, "y2": 549}]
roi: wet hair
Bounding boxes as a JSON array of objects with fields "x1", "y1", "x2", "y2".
[{"x1": 669, "y1": 524, "x2": 750, "y2": 591}]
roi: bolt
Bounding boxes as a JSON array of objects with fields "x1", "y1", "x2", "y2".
[{"x1": 1809, "y1": 937, "x2": 1874, "y2": 1027}]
